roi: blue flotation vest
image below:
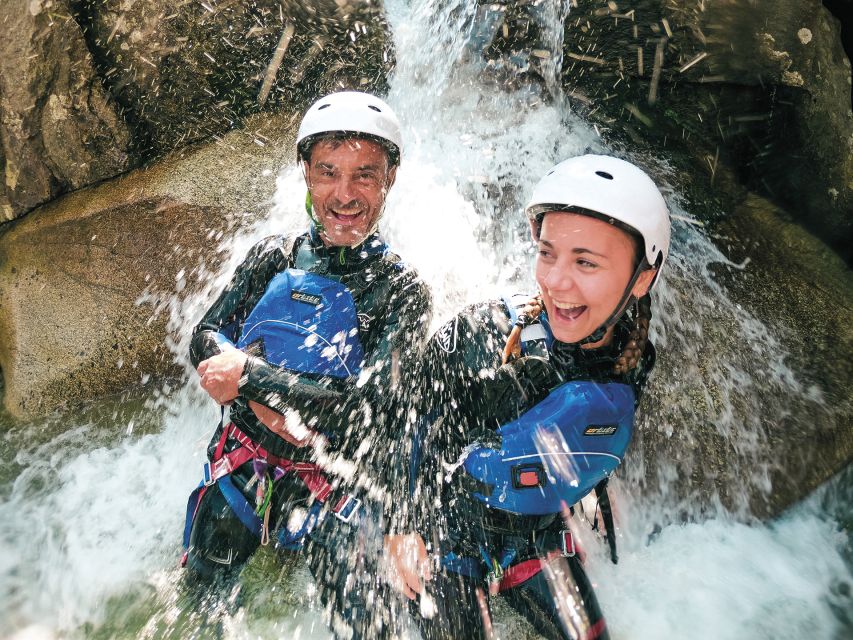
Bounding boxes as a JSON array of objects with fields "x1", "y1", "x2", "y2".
[
  {"x1": 460, "y1": 297, "x2": 636, "y2": 516},
  {"x1": 235, "y1": 268, "x2": 365, "y2": 378}
]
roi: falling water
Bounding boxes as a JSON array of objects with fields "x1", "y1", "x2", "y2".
[{"x1": 0, "y1": 0, "x2": 850, "y2": 638}]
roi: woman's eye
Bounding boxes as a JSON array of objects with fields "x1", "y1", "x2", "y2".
[{"x1": 578, "y1": 259, "x2": 598, "y2": 268}]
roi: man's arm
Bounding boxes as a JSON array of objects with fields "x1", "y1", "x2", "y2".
[{"x1": 189, "y1": 236, "x2": 292, "y2": 368}]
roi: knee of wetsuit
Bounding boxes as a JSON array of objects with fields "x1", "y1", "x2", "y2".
[{"x1": 186, "y1": 482, "x2": 260, "y2": 580}]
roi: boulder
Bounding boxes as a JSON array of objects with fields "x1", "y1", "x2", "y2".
[
  {"x1": 0, "y1": 110, "x2": 299, "y2": 419},
  {"x1": 0, "y1": 0, "x2": 133, "y2": 222}
]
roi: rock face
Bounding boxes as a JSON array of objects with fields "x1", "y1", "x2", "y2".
[
  {"x1": 1, "y1": 0, "x2": 393, "y2": 225},
  {"x1": 0, "y1": 110, "x2": 299, "y2": 418},
  {"x1": 0, "y1": 198, "x2": 225, "y2": 416},
  {"x1": 714, "y1": 194, "x2": 853, "y2": 516},
  {"x1": 73, "y1": 0, "x2": 392, "y2": 156},
  {"x1": 550, "y1": 0, "x2": 853, "y2": 261},
  {"x1": 0, "y1": 0, "x2": 133, "y2": 222}
]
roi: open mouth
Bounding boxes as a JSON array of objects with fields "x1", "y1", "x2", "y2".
[
  {"x1": 330, "y1": 209, "x2": 363, "y2": 225},
  {"x1": 551, "y1": 301, "x2": 587, "y2": 322}
]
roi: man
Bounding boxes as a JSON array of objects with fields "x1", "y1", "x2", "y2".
[{"x1": 182, "y1": 91, "x2": 432, "y2": 638}]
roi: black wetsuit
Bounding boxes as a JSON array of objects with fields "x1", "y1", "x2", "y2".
[
  {"x1": 406, "y1": 299, "x2": 654, "y2": 640},
  {"x1": 186, "y1": 227, "x2": 432, "y2": 638}
]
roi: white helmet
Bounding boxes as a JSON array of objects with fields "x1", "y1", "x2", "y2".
[
  {"x1": 296, "y1": 91, "x2": 403, "y2": 166},
  {"x1": 525, "y1": 155, "x2": 671, "y2": 287}
]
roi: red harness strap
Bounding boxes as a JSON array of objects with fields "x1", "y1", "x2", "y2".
[
  {"x1": 210, "y1": 423, "x2": 335, "y2": 502},
  {"x1": 498, "y1": 551, "x2": 607, "y2": 640},
  {"x1": 497, "y1": 551, "x2": 563, "y2": 591}
]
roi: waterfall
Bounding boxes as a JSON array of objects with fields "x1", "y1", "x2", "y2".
[{"x1": 0, "y1": 1, "x2": 849, "y2": 639}]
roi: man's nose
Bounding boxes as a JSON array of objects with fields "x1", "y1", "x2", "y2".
[{"x1": 332, "y1": 176, "x2": 357, "y2": 203}]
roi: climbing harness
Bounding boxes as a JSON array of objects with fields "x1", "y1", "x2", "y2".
[{"x1": 182, "y1": 422, "x2": 362, "y2": 564}]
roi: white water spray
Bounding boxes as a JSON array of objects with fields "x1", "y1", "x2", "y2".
[{"x1": 0, "y1": 0, "x2": 849, "y2": 639}]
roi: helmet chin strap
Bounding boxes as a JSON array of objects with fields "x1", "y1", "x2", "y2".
[{"x1": 578, "y1": 259, "x2": 649, "y2": 346}]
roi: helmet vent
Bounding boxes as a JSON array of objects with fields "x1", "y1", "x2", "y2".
[
  {"x1": 595, "y1": 171, "x2": 614, "y2": 180},
  {"x1": 368, "y1": 105, "x2": 382, "y2": 112},
  {"x1": 318, "y1": 104, "x2": 331, "y2": 110}
]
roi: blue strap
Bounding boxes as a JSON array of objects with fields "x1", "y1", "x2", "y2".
[
  {"x1": 441, "y1": 546, "x2": 519, "y2": 581},
  {"x1": 217, "y1": 474, "x2": 264, "y2": 537},
  {"x1": 276, "y1": 501, "x2": 325, "y2": 550},
  {"x1": 441, "y1": 552, "x2": 484, "y2": 579},
  {"x1": 182, "y1": 481, "x2": 205, "y2": 549},
  {"x1": 502, "y1": 295, "x2": 520, "y2": 326}
]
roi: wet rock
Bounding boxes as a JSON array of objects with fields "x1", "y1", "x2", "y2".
[
  {"x1": 0, "y1": 0, "x2": 133, "y2": 222},
  {"x1": 550, "y1": 0, "x2": 853, "y2": 261},
  {"x1": 631, "y1": 192, "x2": 853, "y2": 518},
  {"x1": 0, "y1": 109, "x2": 299, "y2": 419},
  {"x1": 72, "y1": 0, "x2": 393, "y2": 157},
  {"x1": 713, "y1": 193, "x2": 853, "y2": 515}
]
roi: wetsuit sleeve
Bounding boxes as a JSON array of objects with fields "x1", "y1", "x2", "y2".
[
  {"x1": 391, "y1": 304, "x2": 505, "y2": 533},
  {"x1": 188, "y1": 236, "x2": 291, "y2": 368}
]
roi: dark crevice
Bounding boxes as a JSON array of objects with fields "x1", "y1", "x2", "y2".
[{"x1": 822, "y1": 0, "x2": 853, "y2": 108}]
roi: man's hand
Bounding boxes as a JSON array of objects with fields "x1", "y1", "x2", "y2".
[
  {"x1": 197, "y1": 346, "x2": 248, "y2": 405},
  {"x1": 383, "y1": 532, "x2": 432, "y2": 601},
  {"x1": 248, "y1": 400, "x2": 318, "y2": 448}
]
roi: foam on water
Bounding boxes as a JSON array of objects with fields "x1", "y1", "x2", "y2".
[{"x1": 592, "y1": 485, "x2": 851, "y2": 640}]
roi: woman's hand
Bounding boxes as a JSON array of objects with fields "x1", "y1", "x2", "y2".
[
  {"x1": 383, "y1": 532, "x2": 432, "y2": 601},
  {"x1": 248, "y1": 400, "x2": 317, "y2": 448},
  {"x1": 197, "y1": 345, "x2": 247, "y2": 404}
]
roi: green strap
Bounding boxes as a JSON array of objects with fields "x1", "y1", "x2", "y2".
[
  {"x1": 305, "y1": 191, "x2": 324, "y2": 233},
  {"x1": 255, "y1": 472, "x2": 274, "y2": 516}
]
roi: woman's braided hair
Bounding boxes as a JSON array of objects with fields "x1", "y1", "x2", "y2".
[{"x1": 502, "y1": 293, "x2": 652, "y2": 375}]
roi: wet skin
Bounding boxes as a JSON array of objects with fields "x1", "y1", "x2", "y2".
[
  {"x1": 304, "y1": 138, "x2": 397, "y2": 248},
  {"x1": 535, "y1": 212, "x2": 655, "y2": 347}
]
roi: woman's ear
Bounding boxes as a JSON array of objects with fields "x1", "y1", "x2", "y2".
[{"x1": 631, "y1": 268, "x2": 657, "y2": 299}]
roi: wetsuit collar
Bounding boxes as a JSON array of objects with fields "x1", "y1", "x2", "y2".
[
  {"x1": 307, "y1": 225, "x2": 388, "y2": 266},
  {"x1": 543, "y1": 310, "x2": 629, "y2": 378}
]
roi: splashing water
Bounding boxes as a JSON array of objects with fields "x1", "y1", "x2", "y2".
[{"x1": 0, "y1": 0, "x2": 850, "y2": 638}]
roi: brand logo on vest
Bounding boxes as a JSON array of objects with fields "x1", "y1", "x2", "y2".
[
  {"x1": 291, "y1": 290, "x2": 323, "y2": 306},
  {"x1": 436, "y1": 316, "x2": 459, "y2": 353},
  {"x1": 357, "y1": 313, "x2": 373, "y2": 332},
  {"x1": 583, "y1": 425, "x2": 618, "y2": 436}
]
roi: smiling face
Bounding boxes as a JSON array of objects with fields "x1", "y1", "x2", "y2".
[
  {"x1": 304, "y1": 137, "x2": 397, "y2": 247},
  {"x1": 535, "y1": 212, "x2": 655, "y2": 346}
]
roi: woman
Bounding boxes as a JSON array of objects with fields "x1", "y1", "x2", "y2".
[{"x1": 385, "y1": 154, "x2": 670, "y2": 639}]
